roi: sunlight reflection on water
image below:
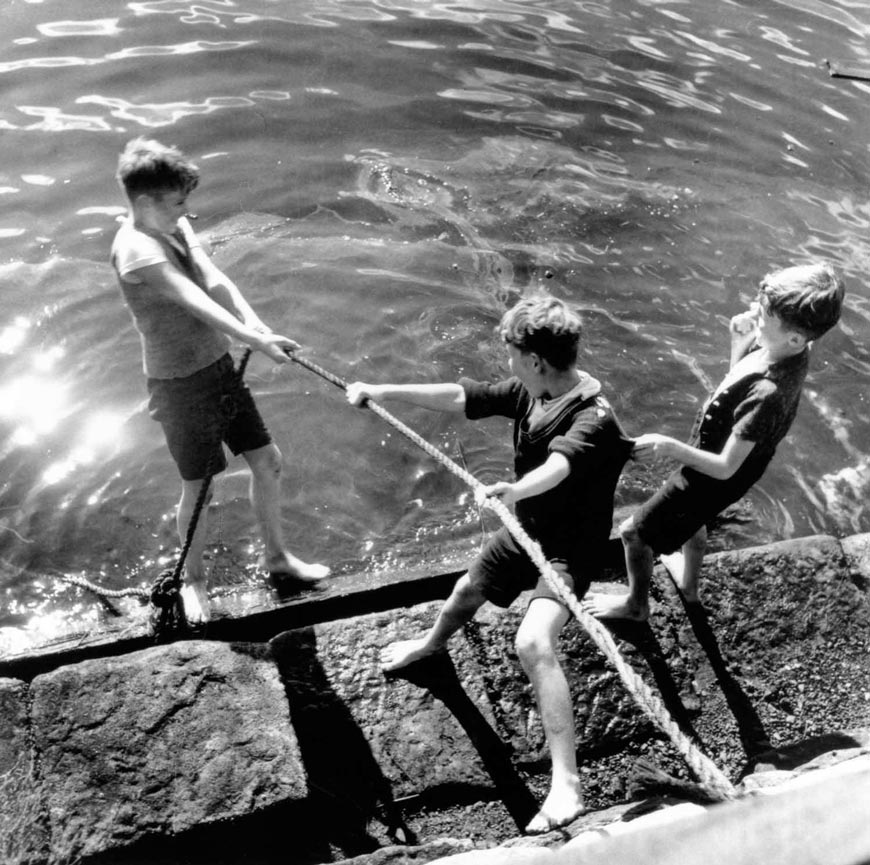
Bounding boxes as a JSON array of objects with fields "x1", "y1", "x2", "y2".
[{"x1": 0, "y1": 0, "x2": 867, "y2": 641}]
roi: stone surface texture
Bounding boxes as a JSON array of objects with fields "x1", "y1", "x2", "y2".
[
  {"x1": 0, "y1": 532, "x2": 867, "y2": 865},
  {"x1": 28, "y1": 640, "x2": 305, "y2": 862},
  {"x1": 0, "y1": 677, "x2": 45, "y2": 864}
]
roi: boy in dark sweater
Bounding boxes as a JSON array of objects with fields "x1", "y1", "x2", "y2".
[
  {"x1": 347, "y1": 296, "x2": 632, "y2": 833},
  {"x1": 584, "y1": 262, "x2": 844, "y2": 620}
]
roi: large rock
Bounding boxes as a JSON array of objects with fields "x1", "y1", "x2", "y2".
[
  {"x1": 842, "y1": 531, "x2": 870, "y2": 583},
  {"x1": 285, "y1": 533, "x2": 870, "y2": 811},
  {"x1": 270, "y1": 600, "x2": 662, "y2": 805},
  {"x1": 655, "y1": 534, "x2": 870, "y2": 769},
  {"x1": 272, "y1": 614, "x2": 497, "y2": 799},
  {"x1": 29, "y1": 640, "x2": 305, "y2": 862},
  {"x1": 1, "y1": 532, "x2": 868, "y2": 864}
]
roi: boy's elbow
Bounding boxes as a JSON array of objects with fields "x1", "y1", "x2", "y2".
[
  {"x1": 715, "y1": 455, "x2": 748, "y2": 480},
  {"x1": 551, "y1": 453, "x2": 572, "y2": 483},
  {"x1": 715, "y1": 465, "x2": 738, "y2": 481},
  {"x1": 716, "y1": 440, "x2": 754, "y2": 480}
]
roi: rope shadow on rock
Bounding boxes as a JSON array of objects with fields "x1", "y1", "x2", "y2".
[
  {"x1": 270, "y1": 628, "x2": 416, "y2": 858},
  {"x1": 603, "y1": 617, "x2": 704, "y2": 746}
]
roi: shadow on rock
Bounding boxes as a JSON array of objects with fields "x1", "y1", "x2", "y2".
[
  {"x1": 385, "y1": 649, "x2": 539, "y2": 832},
  {"x1": 271, "y1": 628, "x2": 416, "y2": 859},
  {"x1": 670, "y1": 592, "x2": 862, "y2": 779},
  {"x1": 677, "y1": 597, "x2": 772, "y2": 761},
  {"x1": 605, "y1": 618, "x2": 703, "y2": 745}
]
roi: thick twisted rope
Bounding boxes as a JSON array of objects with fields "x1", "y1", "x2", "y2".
[
  {"x1": 55, "y1": 573, "x2": 149, "y2": 599},
  {"x1": 290, "y1": 353, "x2": 737, "y2": 801}
]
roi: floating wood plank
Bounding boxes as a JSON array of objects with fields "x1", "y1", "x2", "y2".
[{"x1": 826, "y1": 58, "x2": 870, "y2": 81}]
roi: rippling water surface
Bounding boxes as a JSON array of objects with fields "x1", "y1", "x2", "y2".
[{"x1": 1, "y1": 0, "x2": 868, "y2": 642}]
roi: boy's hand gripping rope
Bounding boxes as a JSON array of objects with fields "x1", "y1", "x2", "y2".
[{"x1": 289, "y1": 352, "x2": 737, "y2": 802}]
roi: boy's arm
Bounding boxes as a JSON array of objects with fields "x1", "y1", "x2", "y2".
[
  {"x1": 190, "y1": 248, "x2": 268, "y2": 331},
  {"x1": 633, "y1": 431, "x2": 755, "y2": 480},
  {"x1": 729, "y1": 304, "x2": 760, "y2": 368},
  {"x1": 134, "y1": 261, "x2": 298, "y2": 363},
  {"x1": 346, "y1": 382, "x2": 466, "y2": 413},
  {"x1": 482, "y1": 453, "x2": 570, "y2": 506}
]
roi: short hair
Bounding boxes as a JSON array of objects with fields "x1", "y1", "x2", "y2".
[
  {"x1": 498, "y1": 296, "x2": 582, "y2": 370},
  {"x1": 760, "y1": 262, "x2": 845, "y2": 341},
  {"x1": 115, "y1": 137, "x2": 199, "y2": 200}
]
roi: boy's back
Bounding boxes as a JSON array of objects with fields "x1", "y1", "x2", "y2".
[
  {"x1": 462, "y1": 373, "x2": 631, "y2": 558},
  {"x1": 681, "y1": 343, "x2": 809, "y2": 500}
]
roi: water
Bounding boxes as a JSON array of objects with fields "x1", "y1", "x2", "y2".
[{"x1": 0, "y1": 0, "x2": 868, "y2": 645}]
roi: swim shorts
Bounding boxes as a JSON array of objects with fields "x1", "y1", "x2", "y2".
[
  {"x1": 467, "y1": 526, "x2": 599, "y2": 609},
  {"x1": 147, "y1": 353, "x2": 271, "y2": 481},
  {"x1": 632, "y1": 469, "x2": 744, "y2": 555}
]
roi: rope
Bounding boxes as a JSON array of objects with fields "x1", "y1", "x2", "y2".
[
  {"x1": 290, "y1": 353, "x2": 737, "y2": 801},
  {"x1": 55, "y1": 573, "x2": 149, "y2": 600}
]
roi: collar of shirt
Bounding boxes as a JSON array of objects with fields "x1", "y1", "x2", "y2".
[{"x1": 528, "y1": 372, "x2": 601, "y2": 432}]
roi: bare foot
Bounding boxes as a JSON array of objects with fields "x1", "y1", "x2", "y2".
[
  {"x1": 180, "y1": 580, "x2": 210, "y2": 625},
  {"x1": 581, "y1": 592, "x2": 648, "y2": 621},
  {"x1": 263, "y1": 552, "x2": 330, "y2": 583},
  {"x1": 525, "y1": 781, "x2": 586, "y2": 834},
  {"x1": 380, "y1": 637, "x2": 437, "y2": 672},
  {"x1": 660, "y1": 552, "x2": 700, "y2": 603}
]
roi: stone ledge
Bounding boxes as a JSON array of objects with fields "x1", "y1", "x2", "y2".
[{"x1": 0, "y1": 532, "x2": 868, "y2": 864}]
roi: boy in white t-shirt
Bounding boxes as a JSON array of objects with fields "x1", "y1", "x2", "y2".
[{"x1": 111, "y1": 137, "x2": 329, "y2": 623}]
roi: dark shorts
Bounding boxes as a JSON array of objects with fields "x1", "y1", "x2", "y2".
[
  {"x1": 632, "y1": 469, "x2": 746, "y2": 555},
  {"x1": 147, "y1": 353, "x2": 271, "y2": 481},
  {"x1": 467, "y1": 527, "x2": 600, "y2": 610}
]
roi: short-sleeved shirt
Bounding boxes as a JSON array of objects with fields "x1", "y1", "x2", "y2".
[
  {"x1": 633, "y1": 346, "x2": 809, "y2": 554},
  {"x1": 460, "y1": 374, "x2": 633, "y2": 562},
  {"x1": 111, "y1": 216, "x2": 231, "y2": 379},
  {"x1": 685, "y1": 345, "x2": 809, "y2": 498}
]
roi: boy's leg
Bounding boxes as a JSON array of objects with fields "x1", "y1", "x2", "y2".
[
  {"x1": 660, "y1": 525, "x2": 707, "y2": 603},
  {"x1": 582, "y1": 514, "x2": 652, "y2": 621},
  {"x1": 242, "y1": 443, "x2": 330, "y2": 582},
  {"x1": 381, "y1": 574, "x2": 487, "y2": 671},
  {"x1": 177, "y1": 477, "x2": 212, "y2": 624},
  {"x1": 515, "y1": 597, "x2": 585, "y2": 833}
]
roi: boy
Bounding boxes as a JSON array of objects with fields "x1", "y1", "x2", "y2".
[
  {"x1": 111, "y1": 137, "x2": 329, "y2": 624},
  {"x1": 584, "y1": 262, "x2": 844, "y2": 620},
  {"x1": 347, "y1": 296, "x2": 632, "y2": 833}
]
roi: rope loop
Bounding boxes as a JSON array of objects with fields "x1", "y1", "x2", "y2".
[
  {"x1": 149, "y1": 567, "x2": 188, "y2": 639},
  {"x1": 149, "y1": 568, "x2": 182, "y2": 610}
]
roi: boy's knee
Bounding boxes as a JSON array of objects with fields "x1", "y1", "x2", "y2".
[
  {"x1": 251, "y1": 443, "x2": 283, "y2": 476},
  {"x1": 619, "y1": 516, "x2": 643, "y2": 547},
  {"x1": 515, "y1": 627, "x2": 555, "y2": 669},
  {"x1": 182, "y1": 479, "x2": 213, "y2": 504},
  {"x1": 451, "y1": 574, "x2": 487, "y2": 608},
  {"x1": 685, "y1": 526, "x2": 707, "y2": 553}
]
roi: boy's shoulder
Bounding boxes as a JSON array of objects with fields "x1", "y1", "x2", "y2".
[
  {"x1": 768, "y1": 346, "x2": 809, "y2": 383},
  {"x1": 743, "y1": 349, "x2": 809, "y2": 404},
  {"x1": 110, "y1": 218, "x2": 171, "y2": 278},
  {"x1": 111, "y1": 216, "x2": 150, "y2": 251}
]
